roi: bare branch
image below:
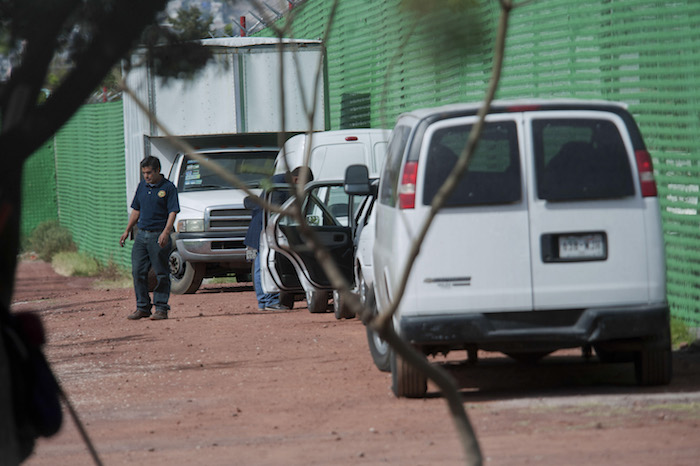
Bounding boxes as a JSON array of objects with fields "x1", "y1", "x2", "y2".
[
  {"x1": 375, "y1": 0, "x2": 511, "y2": 330},
  {"x1": 370, "y1": 2, "x2": 515, "y2": 464}
]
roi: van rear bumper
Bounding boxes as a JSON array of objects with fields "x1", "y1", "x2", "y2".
[{"x1": 399, "y1": 304, "x2": 670, "y2": 352}]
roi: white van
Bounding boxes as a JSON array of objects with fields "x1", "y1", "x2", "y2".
[
  {"x1": 260, "y1": 129, "x2": 390, "y2": 313},
  {"x1": 361, "y1": 99, "x2": 671, "y2": 397},
  {"x1": 273, "y1": 129, "x2": 390, "y2": 179}
]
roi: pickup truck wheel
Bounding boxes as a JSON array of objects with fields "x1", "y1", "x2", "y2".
[
  {"x1": 279, "y1": 292, "x2": 295, "y2": 309},
  {"x1": 332, "y1": 289, "x2": 355, "y2": 320},
  {"x1": 306, "y1": 290, "x2": 329, "y2": 314},
  {"x1": 169, "y1": 248, "x2": 205, "y2": 294},
  {"x1": 634, "y1": 346, "x2": 672, "y2": 386},
  {"x1": 390, "y1": 349, "x2": 428, "y2": 398}
]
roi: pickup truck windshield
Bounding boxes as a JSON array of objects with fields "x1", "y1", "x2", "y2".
[{"x1": 177, "y1": 151, "x2": 277, "y2": 192}]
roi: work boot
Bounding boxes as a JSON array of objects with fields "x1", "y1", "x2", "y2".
[
  {"x1": 127, "y1": 309, "x2": 151, "y2": 320},
  {"x1": 150, "y1": 310, "x2": 168, "y2": 320}
]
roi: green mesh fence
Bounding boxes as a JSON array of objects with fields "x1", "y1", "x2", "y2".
[
  {"x1": 20, "y1": 1, "x2": 700, "y2": 322},
  {"x1": 262, "y1": 0, "x2": 700, "y2": 324},
  {"x1": 53, "y1": 101, "x2": 131, "y2": 270},
  {"x1": 21, "y1": 140, "x2": 58, "y2": 240}
]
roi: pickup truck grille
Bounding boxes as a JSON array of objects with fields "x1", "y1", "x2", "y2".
[{"x1": 206, "y1": 207, "x2": 252, "y2": 231}]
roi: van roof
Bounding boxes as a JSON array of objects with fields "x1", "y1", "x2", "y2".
[
  {"x1": 400, "y1": 99, "x2": 628, "y2": 121},
  {"x1": 283, "y1": 128, "x2": 391, "y2": 144},
  {"x1": 280, "y1": 128, "x2": 391, "y2": 151},
  {"x1": 400, "y1": 99, "x2": 646, "y2": 162}
]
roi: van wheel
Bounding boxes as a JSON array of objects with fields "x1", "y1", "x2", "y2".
[
  {"x1": 364, "y1": 284, "x2": 390, "y2": 372},
  {"x1": 634, "y1": 346, "x2": 672, "y2": 386},
  {"x1": 169, "y1": 248, "x2": 205, "y2": 294},
  {"x1": 390, "y1": 349, "x2": 427, "y2": 398},
  {"x1": 332, "y1": 290, "x2": 355, "y2": 319},
  {"x1": 279, "y1": 292, "x2": 295, "y2": 309},
  {"x1": 505, "y1": 351, "x2": 551, "y2": 364},
  {"x1": 594, "y1": 346, "x2": 633, "y2": 363},
  {"x1": 306, "y1": 290, "x2": 329, "y2": 313}
]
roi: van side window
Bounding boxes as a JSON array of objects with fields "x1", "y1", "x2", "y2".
[
  {"x1": 379, "y1": 126, "x2": 411, "y2": 206},
  {"x1": 422, "y1": 121, "x2": 521, "y2": 206},
  {"x1": 533, "y1": 119, "x2": 635, "y2": 201}
]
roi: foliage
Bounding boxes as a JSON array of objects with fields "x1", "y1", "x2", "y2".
[
  {"x1": 52, "y1": 251, "x2": 100, "y2": 277},
  {"x1": 169, "y1": 6, "x2": 214, "y2": 41},
  {"x1": 671, "y1": 317, "x2": 696, "y2": 347},
  {"x1": 398, "y1": 0, "x2": 485, "y2": 62},
  {"x1": 0, "y1": 0, "x2": 215, "y2": 308},
  {"x1": 93, "y1": 259, "x2": 132, "y2": 289},
  {"x1": 26, "y1": 220, "x2": 76, "y2": 262}
]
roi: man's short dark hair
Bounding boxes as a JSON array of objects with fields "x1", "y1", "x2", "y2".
[
  {"x1": 291, "y1": 166, "x2": 314, "y2": 182},
  {"x1": 140, "y1": 156, "x2": 161, "y2": 172}
]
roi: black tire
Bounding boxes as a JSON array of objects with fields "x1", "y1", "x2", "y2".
[
  {"x1": 364, "y1": 284, "x2": 390, "y2": 372},
  {"x1": 332, "y1": 289, "x2": 355, "y2": 320},
  {"x1": 594, "y1": 346, "x2": 634, "y2": 363},
  {"x1": 169, "y1": 248, "x2": 205, "y2": 294},
  {"x1": 634, "y1": 346, "x2": 672, "y2": 386},
  {"x1": 306, "y1": 289, "x2": 330, "y2": 314},
  {"x1": 390, "y1": 349, "x2": 428, "y2": 398},
  {"x1": 279, "y1": 292, "x2": 295, "y2": 309},
  {"x1": 367, "y1": 326, "x2": 391, "y2": 372}
]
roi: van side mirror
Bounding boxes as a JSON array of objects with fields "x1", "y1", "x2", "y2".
[{"x1": 344, "y1": 164, "x2": 372, "y2": 195}]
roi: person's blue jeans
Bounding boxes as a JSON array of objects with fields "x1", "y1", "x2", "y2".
[
  {"x1": 132, "y1": 230, "x2": 171, "y2": 313},
  {"x1": 253, "y1": 251, "x2": 279, "y2": 309}
]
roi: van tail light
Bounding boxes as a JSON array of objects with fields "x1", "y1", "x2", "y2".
[
  {"x1": 399, "y1": 161, "x2": 418, "y2": 209},
  {"x1": 635, "y1": 150, "x2": 658, "y2": 197}
]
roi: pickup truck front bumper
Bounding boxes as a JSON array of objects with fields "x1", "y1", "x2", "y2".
[
  {"x1": 176, "y1": 232, "x2": 247, "y2": 265},
  {"x1": 399, "y1": 303, "x2": 671, "y2": 353}
]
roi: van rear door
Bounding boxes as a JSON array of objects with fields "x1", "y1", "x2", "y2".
[
  {"x1": 525, "y1": 111, "x2": 651, "y2": 309},
  {"x1": 405, "y1": 115, "x2": 533, "y2": 316}
]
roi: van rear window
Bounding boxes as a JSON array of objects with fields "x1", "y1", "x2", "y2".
[
  {"x1": 423, "y1": 121, "x2": 521, "y2": 207},
  {"x1": 533, "y1": 119, "x2": 635, "y2": 201}
]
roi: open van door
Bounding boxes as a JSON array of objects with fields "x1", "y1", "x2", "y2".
[{"x1": 262, "y1": 181, "x2": 356, "y2": 311}]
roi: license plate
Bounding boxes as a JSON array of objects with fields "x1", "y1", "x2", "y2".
[{"x1": 558, "y1": 233, "x2": 606, "y2": 259}]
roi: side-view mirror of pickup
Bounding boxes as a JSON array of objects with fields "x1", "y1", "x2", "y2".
[{"x1": 344, "y1": 164, "x2": 373, "y2": 196}]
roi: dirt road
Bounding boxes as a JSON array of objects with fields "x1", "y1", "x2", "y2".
[{"x1": 11, "y1": 260, "x2": 700, "y2": 465}]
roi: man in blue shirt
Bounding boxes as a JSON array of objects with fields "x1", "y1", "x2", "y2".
[
  {"x1": 120, "y1": 156, "x2": 180, "y2": 320},
  {"x1": 243, "y1": 166, "x2": 313, "y2": 311}
]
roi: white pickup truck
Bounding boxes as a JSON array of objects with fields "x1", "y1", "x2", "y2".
[{"x1": 122, "y1": 37, "x2": 327, "y2": 293}]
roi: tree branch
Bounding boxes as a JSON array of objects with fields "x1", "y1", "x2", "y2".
[{"x1": 0, "y1": 0, "x2": 169, "y2": 162}]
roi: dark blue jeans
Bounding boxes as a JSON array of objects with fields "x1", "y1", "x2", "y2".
[
  {"x1": 132, "y1": 230, "x2": 171, "y2": 313},
  {"x1": 253, "y1": 251, "x2": 279, "y2": 309}
]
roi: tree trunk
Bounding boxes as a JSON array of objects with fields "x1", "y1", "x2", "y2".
[{"x1": 0, "y1": 161, "x2": 23, "y2": 465}]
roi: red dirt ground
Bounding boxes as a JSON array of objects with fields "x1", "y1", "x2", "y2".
[{"x1": 11, "y1": 260, "x2": 700, "y2": 465}]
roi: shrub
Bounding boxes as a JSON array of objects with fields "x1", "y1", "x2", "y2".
[
  {"x1": 93, "y1": 259, "x2": 132, "y2": 289},
  {"x1": 52, "y1": 251, "x2": 100, "y2": 277},
  {"x1": 671, "y1": 317, "x2": 696, "y2": 348},
  {"x1": 27, "y1": 220, "x2": 76, "y2": 262}
]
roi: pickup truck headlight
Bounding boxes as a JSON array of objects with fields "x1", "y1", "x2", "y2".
[{"x1": 177, "y1": 219, "x2": 204, "y2": 232}]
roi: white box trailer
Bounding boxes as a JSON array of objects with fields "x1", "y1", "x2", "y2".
[
  {"x1": 123, "y1": 37, "x2": 327, "y2": 201},
  {"x1": 122, "y1": 37, "x2": 328, "y2": 293}
]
